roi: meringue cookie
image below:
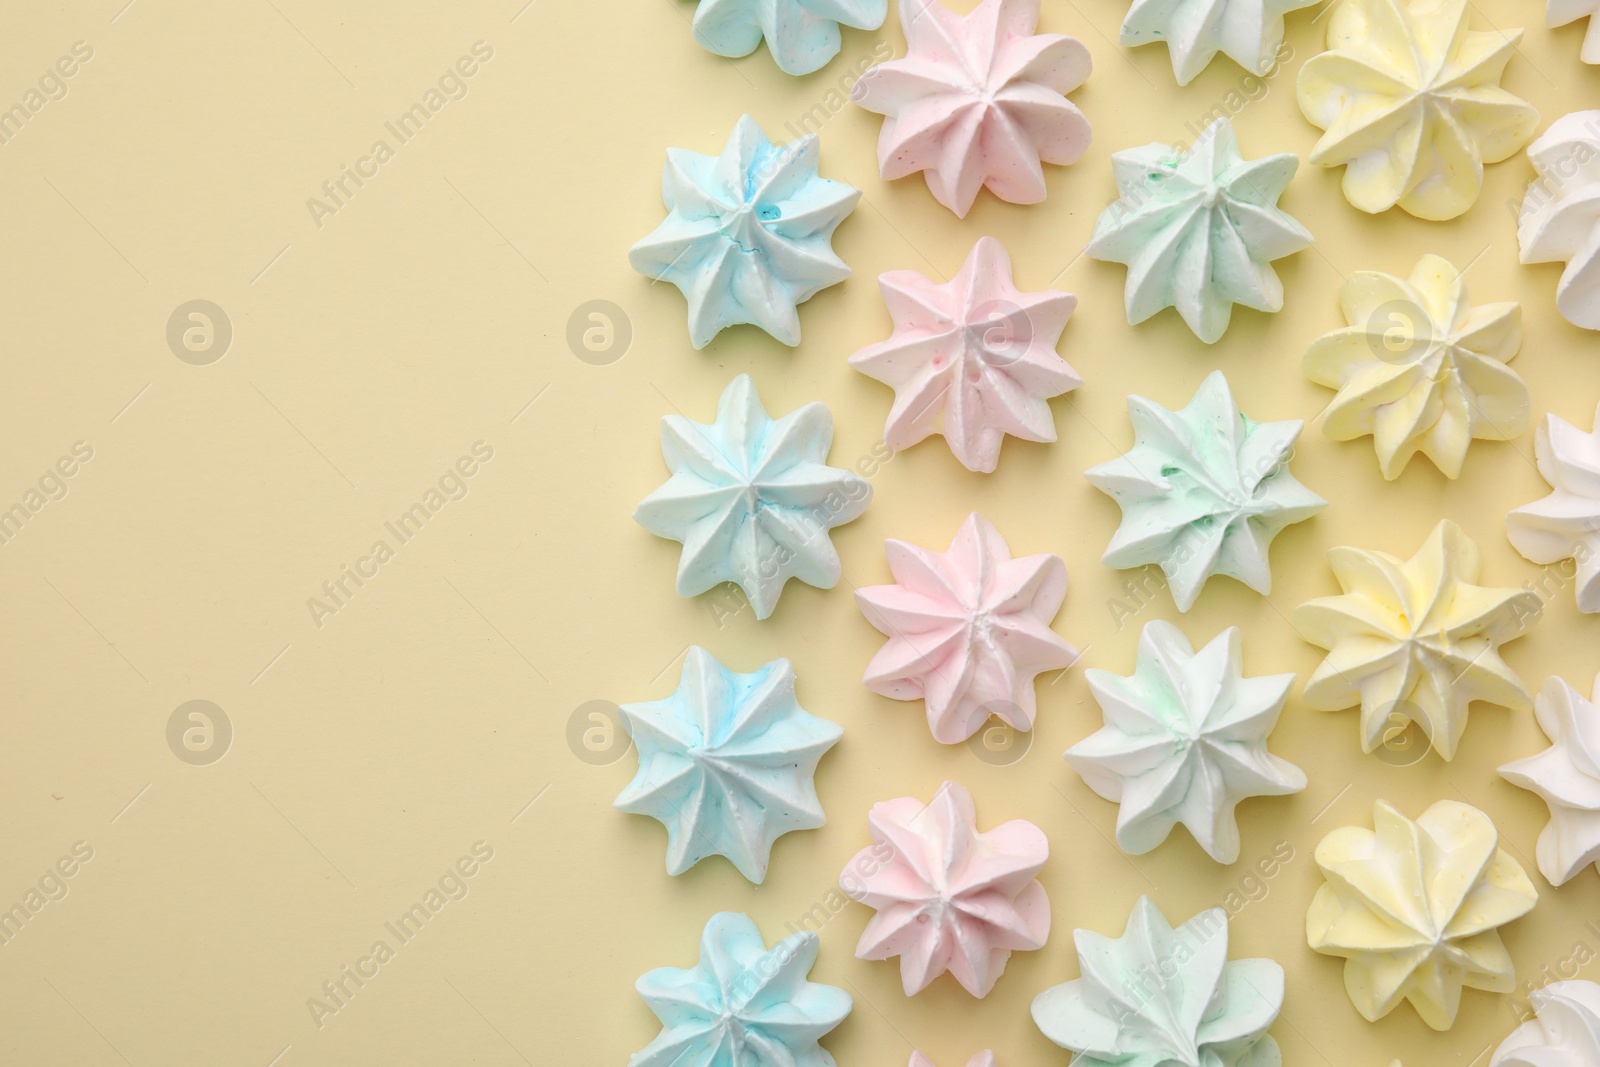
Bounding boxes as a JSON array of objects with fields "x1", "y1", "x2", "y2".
[
  {"x1": 630, "y1": 912, "x2": 851, "y2": 1067},
  {"x1": 1492, "y1": 980, "x2": 1600, "y2": 1065},
  {"x1": 1031, "y1": 895, "x2": 1283, "y2": 1066},
  {"x1": 855, "y1": 512, "x2": 1077, "y2": 744},
  {"x1": 1086, "y1": 118, "x2": 1312, "y2": 342},
  {"x1": 1548, "y1": 0, "x2": 1600, "y2": 62},
  {"x1": 690, "y1": 0, "x2": 888, "y2": 75},
  {"x1": 1294, "y1": 520, "x2": 1539, "y2": 761},
  {"x1": 1119, "y1": 0, "x2": 1317, "y2": 84},
  {"x1": 1507, "y1": 405, "x2": 1600, "y2": 611},
  {"x1": 628, "y1": 115, "x2": 860, "y2": 348},
  {"x1": 1306, "y1": 799, "x2": 1538, "y2": 1030},
  {"x1": 1498, "y1": 675, "x2": 1600, "y2": 886},
  {"x1": 1085, "y1": 370, "x2": 1326, "y2": 611},
  {"x1": 635, "y1": 374, "x2": 871, "y2": 620},
  {"x1": 1304, "y1": 253, "x2": 1528, "y2": 480},
  {"x1": 1066, "y1": 621, "x2": 1306, "y2": 864},
  {"x1": 1296, "y1": 0, "x2": 1539, "y2": 220},
  {"x1": 843, "y1": 780, "x2": 1050, "y2": 997},
  {"x1": 849, "y1": 236, "x2": 1081, "y2": 473},
  {"x1": 851, "y1": 0, "x2": 1092, "y2": 217},
  {"x1": 1518, "y1": 111, "x2": 1600, "y2": 331},
  {"x1": 910, "y1": 1055, "x2": 995, "y2": 1067},
  {"x1": 615, "y1": 647, "x2": 843, "y2": 883}
]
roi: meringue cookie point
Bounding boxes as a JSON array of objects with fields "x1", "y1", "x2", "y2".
[
  {"x1": 855, "y1": 512, "x2": 1077, "y2": 744},
  {"x1": 1547, "y1": 0, "x2": 1600, "y2": 62},
  {"x1": 1518, "y1": 111, "x2": 1600, "y2": 330},
  {"x1": 1492, "y1": 980, "x2": 1600, "y2": 1065},
  {"x1": 852, "y1": 0, "x2": 1092, "y2": 217},
  {"x1": 1296, "y1": 0, "x2": 1539, "y2": 219},
  {"x1": 1304, "y1": 253, "x2": 1528, "y2": 480},
  {"x1": 690, "y1": 0, "x2": 888, "y2": 75},
  {"x1": 1085, "y1": 370, "x2": 1325, "y2": 611},
  {"x1": 1119, "y1": 0, "x2": 1318, "y2": 84},
  {"x1": 1307, "y1": 799, "x2": 1537, "y2": 1030},
  {"x1": 1507, "y1": 403, "x2": 1600, "y2": 611},
  {"x1": 635, "y1": 374, "x2": 871, "y2": 619},
  {"x1": 1066, "y1": 621, "x2": 1306, "y2": 864},
  {"x1": 1498, "y1": 674, "x2": 1600, "y2": 886},
  {"x1": 844, "y1": 780, "x2": 1049, "y2": 997},
  {"x1": 629, "y1": 911, "x2": 851, "y2": 1067},
  {"x1": 614, "y1": 646, "x2": 842, "y2": 883},
  {"x1": 1032, "y1": 895, "x2": 1283, "y2": 1066},
  {"x1": 1086, "y1": 118, "x2": 1312, "y2": 342},
  {"x1": 628, "y1": 115, "x2": 860, "y2": 348},
  {"x1": 850, "y1": 236, "x2": 1081, "y2": 473}
]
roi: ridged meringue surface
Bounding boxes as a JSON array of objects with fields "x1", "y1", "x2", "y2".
[
  {"x1": 635, "y1": 374, "x2": 871, "y2": 620},
  {"x1": 849, "y1": 236, "x2": 1081, "y2": 473},
  {"x1": 851, "y1": 0, "x2": 1092, "y2": 217},
  {"x1": 1294, "y1": 520, "x2": 1539, "y2": 760},
  {"x1": 843, "y1": 781, "x2": 1050, "y2": 997},
  {"x1": 1492, "y1": 980, "x2": 1600, "y2": 1065},
  {"x1": 1119, "y1": 0, "x2": 1318, "y2": 84},
  {"x1": 1548, "y1": 0, "x2": 1600, "y2": 62},
  {"x1": 1303, "y1": 253, "x2": 1527, "y2": 480},
  {"x1": 1507, "y1": 403, "x2": 1600, "y2": 611},
  {"x1": 1306, "y1": 799, "x2": 1538, "y2": 1030},
  {"x1": 1498, "y1": 675, "x2": 1600, "y2": 886},
  {"x1": 1085, "y1": 370, "x2": 1325, "y2": 611},
  {"x1": 628, "y1": 115, "x2": 860, "y2": 348},
  {"x1": 1086, "y1": 118, "x2": 1312, "y2": 343},
  {"x1": 1066, "y1": 621, "x2": 1306, "y2": 864},
  {"x1": 1518, "y1": 111, "x2": 1600, "y2": 331},
  {"x1": 1296, "y1": 0, "x2": 1539, "y2": 219},
  {"x1": 690, "y1": 0, "x2": 888, "y2": 75}
]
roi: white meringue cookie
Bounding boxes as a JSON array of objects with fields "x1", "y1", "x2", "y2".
[
  {"x1": 1548, "y1": 0, "x2": 1600, "y2": 63},
  {"x1": 1493, "y1": 981, "x2": 1600, "y2": 1065},
  {"x1": 1498, "y1": 675, "x2": 1600, "y2": 886},
  {"x1": 1506, "y1": 403, "x2": 1600, "y2": 612},
  {"x1": 1518, "y1": 111, "x2": 1600, "y2": 331}
]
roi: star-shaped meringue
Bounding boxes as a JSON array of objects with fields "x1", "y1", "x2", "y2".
[
  {"x1": 1492, "y1": 980, "x2": 1600, "y2": 1066},
  {"x1": 851, "y1": 0, "x2": 1092, "y2": 217},
  {"x1": 1065, "y1": 621, "x2": 1306, "y2": 864},
  {"x1": 628, "y1": 115, "x2": 860, "y2": 348},
  {"x1": 1548, "y1": 0, "x2": 1600, "y2": 62},
  {"x1": 1518, "y1": 111, "x2": 1600, "y2": 331},
  {"x1": 1507, "y1": 403, "x2": 1600, "y2": 612},
  {"x1": 1498, "y1": 675, "x2": 1600, "y2": 886},
  {"x1": 1306, "y1": 799, "x2": 1538, "y2": 1030},
  {"x1": 911, "y1": 1053, "x2": 995, "y2": 1067},
  {"x1": 849, "y1": 237, "x2": 1080, "y2": 473},
  {"x1": 1296, "y1": 0, "x2": 1540, "y2": 220},
  {"x1": 1031, "y1": 895, "x2": 1283, "y2": 1067},
  {"x1": 1304, "y1": 253, "x2": 1528, "y2": 480},
  {"x1": 615, "y1": 647, "x2": 843, "y2": 883},
  {"x1": 630, "y1": 911, "x2": 852, "y2": 1067},
  {"x1": 1085, "y1": 370, "x2": 1326, "y2": 612},
  {"x1": 855, "y1": 512, "x2": 1077, "y2": 744},
  {"x1": 1119, "y1": 0, "x2": 1318, "y2": 84},
  {"x1": 842, "y1": 780, "x2": 1050, "y2": 997},
  {"x1": 635, "y1": 374, "x2": 872, "y2": 620},
  {"x1": 1085, "y1": 118, "x2": 1312, "y2": 342},
  {"x1": 1293, "y1": 520, "x2": 1540, "y2": 761},
  {"x1": 690, "y1": 0, "x2": 888, "y2": 75}
]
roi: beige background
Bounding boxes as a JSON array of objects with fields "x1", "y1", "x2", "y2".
[{"x1": 1, "y1": 0, "x2": 1598, "y2": 1063}]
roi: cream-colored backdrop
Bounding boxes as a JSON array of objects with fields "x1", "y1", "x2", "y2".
[{"x1": 2, "y1": 0, "x2": 1598, "y2": 1064}]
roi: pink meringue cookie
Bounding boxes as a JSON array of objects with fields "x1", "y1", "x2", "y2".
[
  {"x1": 911, "y1": 1054, "x2": 996, "y2": 1067},
  {"x1": 855, "y1": 512, "x2": 1078, "y2": 744},
  {"x1": 842, "y1": 781, "x2": 1050, "y2": 997},
  {"x1": 850, "y1": 236, "x2": 1080, "y2": 473},
  {"x1": 852, "y1": 0, "x2": 1092, "y2": 217}
]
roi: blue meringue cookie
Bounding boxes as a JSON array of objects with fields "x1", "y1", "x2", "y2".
[
  {"x1": 691, "y1": 0, "x2": 888, "y2": 75},
  {"x1": 630, "y1": 912, "x2": 852, "y2": 1067},
  {"x1": 635, "y1": 374, "x2": 871, "y2": 620},
  {"x1": 629, "y1": 115, "x2": 860, "y2": 349},
  {"x1": 615, "y1": 646, "x2": 843, "y2": 883}
]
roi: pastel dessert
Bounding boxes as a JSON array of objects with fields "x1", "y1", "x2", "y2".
[
  {"x1": 1031, "y1": 895, "x2": 1283, "y2": 1066},
  {"x1": 1518, "y1": 111, "x2": 1600, "y2": 331},
  {"x1": 910, "y1": 1055, "x2": 995, "y2": 1067},
  {"x1": 634, "y1": 374, "x2": 871, "y2": 620},
  {"x1": 851, "y1": 0, "x2": 1091, "y2": 217},
  {"x1": 689, "y1": 0, "x2": 888, "y2": 75},
  {"x1": 1306, "y1": 799, "x2": 1537, "y2": 1030},
  {"x1": 1086, "y1": 118, "x2": 1312, "y2": 342},
  {"x1": 1085, "y1": 370, "x2": 1325, "y2": 611},
  {"x1": 628, "y1": 115, "x2": 860, "y2": 348},
  {"x1": 629, "y1": 912, "x2": 851, "y2": 1067},
  {"x1": 854, "y1": 512, "x2": 1077, "y2": 744},
  {"x1": 1498, "y1": 675, "x2": 1600, "y2": 886},
  {"x1": 1551, "y1": 0, "x2": 1600, "y2": 61},
  {"x1": 842, "y1": 781, "x2": 1050, "y2": 997},
  {"x1": 1492, "y1": 981, "x2": 1600, "y2": 1065},
  {"x1": 1507, "y1": 403, "x2": 1600, "y2": 611},
  {"x1": 614, "y1": 646, "x2": 842, "y2": 883},
  {"x1": 849, "y1": 236, "x2": 1081, "y2": 473},
  {"x1": 1303, "y1": 254, "x2": 1528, "y2": 479},
  {"x1": 1119, "y1": 0, "x2": 1318, "y2": 84},
  {"x1": 1296, "y1": 0, "x2": 1539, "y2": 220},
  {"x1": 1065, "y1": 621, "x2": 1306, "y2": 864},
  {"x1": 1293, "y1": 520, "x2": 1540, "y2": 761}
]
